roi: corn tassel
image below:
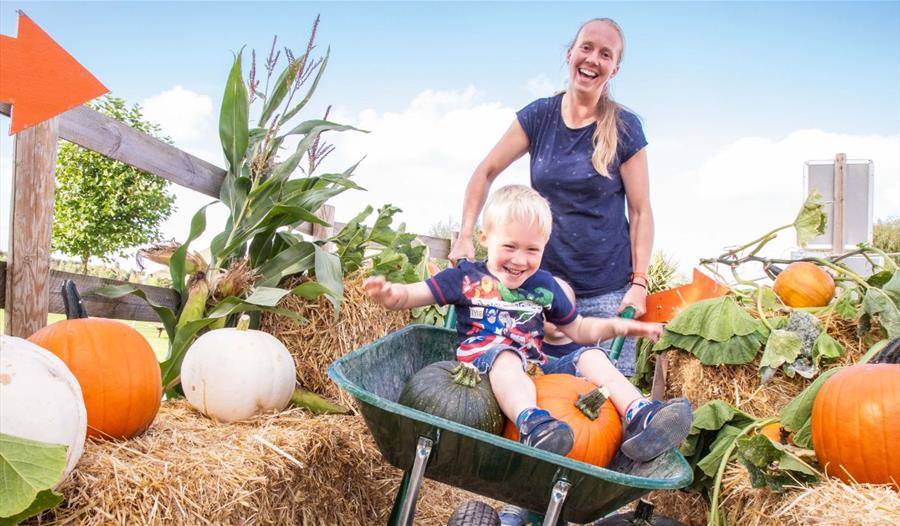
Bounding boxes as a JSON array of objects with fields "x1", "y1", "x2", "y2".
[{"x1": 177, "y1": 274, "x2": 210, "y2": 328}]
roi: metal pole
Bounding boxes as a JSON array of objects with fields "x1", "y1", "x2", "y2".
[
  {"x1": 396, "y1": 436, "x2": 433, "y2": 526},
  {"x1": 542, "y1": 478, "x2": 571, "y2": 526}
]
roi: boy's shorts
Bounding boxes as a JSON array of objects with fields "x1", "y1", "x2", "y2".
[{"x1": 466, "y1": 343, "x2": 598, "y2": 377}]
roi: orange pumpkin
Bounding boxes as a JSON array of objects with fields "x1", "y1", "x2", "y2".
[
  {"x1": 811, "y1": 364, "x2": 900, "y2": 486},
  {"x1": 772, "y1": 262, "x2": 835, "y2": 308},
  {"x1": 29, "y1": 282, "x2": 161, "y2": 440},
  {"x1": 503, "y1": 374, "x2": 622, "y2": 467},
  {"x1": 760, "y1": 422, "x2": 793, "y2": 446}
]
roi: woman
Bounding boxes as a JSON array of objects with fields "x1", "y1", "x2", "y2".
[{"x1": 448, "y1": 17, "x2": 653, "y2": 378}]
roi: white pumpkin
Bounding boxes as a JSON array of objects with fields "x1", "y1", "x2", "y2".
[
  {"x1": 0, "y1": 335, "x2": 88, "y2": 480},
  {"x1": 181, "y1": 316, "x2": 295, "y2": 422}
]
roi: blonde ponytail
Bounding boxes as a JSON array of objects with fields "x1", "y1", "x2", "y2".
[{"x1": 570, "y1": 18, "x2": 626, "y2": 178}]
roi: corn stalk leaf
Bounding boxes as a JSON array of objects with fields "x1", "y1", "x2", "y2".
[
  {"x1": 88, "y1": 285, "x2": 178, "y2": 340},
  {"x1": 314, "y1": 245, "x2": 344, "y2": 317},
  {"x1": 256, "y1": 241, "x2": 316, "y2": 288},
  {"x1": 219, "y1": 51, "x2": 249, "y2": 173},
  {"x1": 217, "y1": 204, "x2": 326, "y2": 263},
  {"x1": 170, "y1": 204, "x2": 211, "y2": 297}
]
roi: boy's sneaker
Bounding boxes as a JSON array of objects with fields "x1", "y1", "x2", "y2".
[
  {"x1": 620, "y1": 398, "x2": 692, "y2": 462},
  {"x1": 498, "y1": 504, "x2": 529, "y2": 526},
  {"x1": 518, "y1": 408, "x2": 574, "y2": 456}
]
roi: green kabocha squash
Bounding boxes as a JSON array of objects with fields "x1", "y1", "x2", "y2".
[{"x1": 399, "y1": 361, "x2": 504, "y2": 434}]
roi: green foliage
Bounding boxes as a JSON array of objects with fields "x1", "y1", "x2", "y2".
[
  {"x1": 0, "y1": 434, "x2": 67, "y2": 524},
  {"x1": 861, "y1": 271, "x2": 900, "y2": 338},
  {"x1": 873, "y1": 217, "x2": 900, "y2": 264},
  {"x1": 778, "y1": 367, "x2": 842, "y2": 448},
  {"x1": 652, "y1": 296, "x2": 767, "y2": 365},
  {"x1": 735, "y1": 434, "x2": 817, "y2": 492},
  {"x1": 52, "y1": 95, "x2": 175, "y2": 272},
  {"x1": 793, "y1": 190, "x2": 828, "y2": 247},
  {"x1": 95, "y1": 22, "x2": 369, "y2": 397}
]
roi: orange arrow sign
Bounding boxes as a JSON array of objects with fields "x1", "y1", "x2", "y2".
[{"x1": 0, "y1": 11, "x2": 108, "y2": 135}]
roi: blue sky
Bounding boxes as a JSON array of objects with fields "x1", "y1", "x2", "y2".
[{"x1": 1, "y1": 1, "x2": 898, "y2": 273}]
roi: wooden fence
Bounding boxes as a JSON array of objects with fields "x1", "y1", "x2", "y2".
[{"x1": 0, "y1": 102, "x2": 453, "y2": 337}]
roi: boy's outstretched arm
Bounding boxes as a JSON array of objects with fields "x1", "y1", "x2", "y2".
[
  {"x1": 363, "y1": 276, "x2": 436, "y2": 310},
  {"x1": 558, "y1": 315, "x2": 663, "y2": 345}
]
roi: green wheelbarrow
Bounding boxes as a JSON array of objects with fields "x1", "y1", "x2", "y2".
[{"x1": 327, "y1": 325, "x2": 692, "y2": 525}]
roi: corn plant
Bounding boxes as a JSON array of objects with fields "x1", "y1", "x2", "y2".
[{"x1": 95, "y1": 19, "x2": 366, "y2": 396}]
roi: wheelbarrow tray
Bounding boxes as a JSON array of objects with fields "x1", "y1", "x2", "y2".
[{"x1": 328, "y1": 325, "x2": 693, "y2": 523}]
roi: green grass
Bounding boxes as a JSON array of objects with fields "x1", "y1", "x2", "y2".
[{"x1": 0, "y1": 309, "x2": 169, "y2": 361}]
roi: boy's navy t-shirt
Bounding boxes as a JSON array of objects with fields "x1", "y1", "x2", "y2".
[
  {"x1": 516, "y1": 94, "x2": 648, "y2": 297},
  {"x1": 426, "y1": 261, "x2": 578, "y2": 363}
]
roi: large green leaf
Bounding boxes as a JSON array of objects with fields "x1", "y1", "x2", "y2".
[
  {"x1": 793, "y1": 190, "x2": 827, "y2": 247},
  {"x1": 89, "y1": 285, "x2": 178, "y2": 340},
  {"x1": 219, "y1": 51, "x2": 249, "y2": 173},
  {"x1": 665, "y1": 296, "x2": 760, "y2": 342},
  {"x1": 218, "y1": 204, "x2": 326, "y2": 263},
  {"x1": 0, "y1": 488, "x2": 63, "y2": 526},
  {"x1": 652, "y1": 330, "x2": 763, "y2": 365},
  {"x1": 759, "y1": 329, "x2": 803, "y2": 369},
  {"x1": 736, "y1": 434, "x2": 817, "y2": 492},
  {"x1": 314, "y1": 245, "x2": 344, "y2": 317},
  {"x1": 0, "y1": 434, "x2": 67, "y2": 518},
  {"x1": 170, "y1": 204, "x2": 211, "y2": 297},
  {"x1": 862, "y1": 272, "x2": 900, "y2": 338},
  {"x1": 778, "y1": 367, "x2": 843, "y2": 448},
  {"x1": 256, "y1": 241, "x2": 316, "y2": 287}
]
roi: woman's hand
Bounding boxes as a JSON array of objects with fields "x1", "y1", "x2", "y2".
[
  {"x1": 618, "y1": 283, "x2": 648, "y2": 318},
  {"x1": 448, "y1": 236, "x2": 475, "y2": 265}
]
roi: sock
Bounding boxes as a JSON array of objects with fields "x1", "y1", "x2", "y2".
[
  {"x1": 624, "y1": 398, "x2": 651, "y2": 424},
  {"x1": 515, "y1": 407, "x2": 541, "y2": 430}
]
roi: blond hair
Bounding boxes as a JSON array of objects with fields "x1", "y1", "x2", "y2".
[
  {"x1": 482, "y1": 185, "x2": 552, "y2": 240},
  {"x1": 569, "y1": 18, "x2": 625, "y2": 178}
]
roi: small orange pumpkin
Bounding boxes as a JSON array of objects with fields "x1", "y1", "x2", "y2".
[
  {"x1": 28, "y1": 281, "x2": 162, "y2": 440},
  {"x1": 772, "y1": 262, "x2": 835, "y2": 308},
  {"x1": 811, "y1": 364, "x2": 900, "y2": 486},
  {"x1": 503, "y1": 374, "x2": 622, "y2": 467},
  {"x1": 759, "y1": 422, "x2": 793, "y2": 446}
]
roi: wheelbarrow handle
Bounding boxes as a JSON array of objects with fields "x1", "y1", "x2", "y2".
[{"x1": 608, "y1": 306, "x2": 636, "y2": 363}]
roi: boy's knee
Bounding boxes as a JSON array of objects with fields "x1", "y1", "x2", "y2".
[{"x1": 575, "y1": 347, "x2": 612, "y2": 367}]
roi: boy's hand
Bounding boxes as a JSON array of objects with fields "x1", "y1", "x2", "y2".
[
  {"x1": 614, "y1": 319, "x2": 663, "y2": 342},
  {"x1": 363, "y1": 276, "x2": 409, "y2": 309}
]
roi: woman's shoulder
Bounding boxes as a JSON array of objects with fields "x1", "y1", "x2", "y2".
[
  {"x1": 519, "y1": 93, "x2": 563, "y2": 114},
  {"x1": 616, "y1": 104, "x2": 643, "y2": 127}
]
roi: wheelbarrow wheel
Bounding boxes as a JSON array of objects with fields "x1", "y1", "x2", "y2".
[{"x1": 446, "y1": 500, "x2": 500, "y2": 526}]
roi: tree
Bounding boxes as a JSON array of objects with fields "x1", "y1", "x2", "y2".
[
  {"x1": 873, "y1": 216, "x2": 900, "y2": 264},
  {"x1": 52, "y1": 95, "x2": 176, "y2": 273}
]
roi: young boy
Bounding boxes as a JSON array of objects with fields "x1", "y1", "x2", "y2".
[{"x1": 364, "y1": 185, "x2": 691, "y2": 462}]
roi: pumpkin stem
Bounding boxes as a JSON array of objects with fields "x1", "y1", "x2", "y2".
[
  {"x1": 575, "y1": 387, "x2": 610, "y2": 421},
  {"x1": 62, "y1": 280, "x2": 89, "y2": 319},
  {"x1": 450, "y1": 362, "x2": 482, "y2": 388},
  {"x1": 236, "y1": 314, "x2": 251, "y2": 331}
]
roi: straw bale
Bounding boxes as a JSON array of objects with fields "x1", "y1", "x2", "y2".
[
  {"x1": 260, "y1": 271, "x2": 410, "y2": 405},
  {"x1": 648, "y1": 464, "x2": 900, "y2": 526},
  {"x1": 663, "y1": 312, "x2": 867, "y2": 418},
  {"x1": 30, "y1": 399, "x2": 498, "y2": 525}
]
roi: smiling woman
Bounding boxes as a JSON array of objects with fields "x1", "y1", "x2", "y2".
[{"x1": 449, "y1": 18, "x2": 653, "y2": 378}]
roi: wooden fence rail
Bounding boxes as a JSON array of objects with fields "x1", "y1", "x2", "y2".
[{"x1": 1, "y1": 102, "x2": 452, "y2": 336}]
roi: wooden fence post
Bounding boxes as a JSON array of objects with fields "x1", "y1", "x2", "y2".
[
  {"x1": 832, "y1": 152, "x2": 846, "y2": 255},
  {"x1": 4, "y1": 118, "x2": 59, "y2": 337}
]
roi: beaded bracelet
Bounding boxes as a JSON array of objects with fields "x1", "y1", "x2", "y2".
[{"x1": 630, "y1": 271, "x2": 651, "y2": 287}]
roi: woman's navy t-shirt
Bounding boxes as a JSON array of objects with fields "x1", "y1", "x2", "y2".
[{"x1": 516, "y1": 94, "x2": 647, "y2": 297}]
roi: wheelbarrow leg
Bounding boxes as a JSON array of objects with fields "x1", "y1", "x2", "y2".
[
  {"x1": 388, "y1": 436, "x2": 433, "y2": 526},
  {"x1": 541, "y1": 478, "x2": 571, "y2": 526}
]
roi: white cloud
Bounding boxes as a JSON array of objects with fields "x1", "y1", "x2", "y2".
[
  {"x1": 140, "y1": 86, "x2": 220, "y2": 164},
  {"x1": 525, "y1": 74, "x2": 558, "y2": 98},
  {"x1": 322, "y1": 86, "x2": 531, "y2": 236},
  {"x1": 652, "y1": 129, "x2": 900, "y2": 274}
]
